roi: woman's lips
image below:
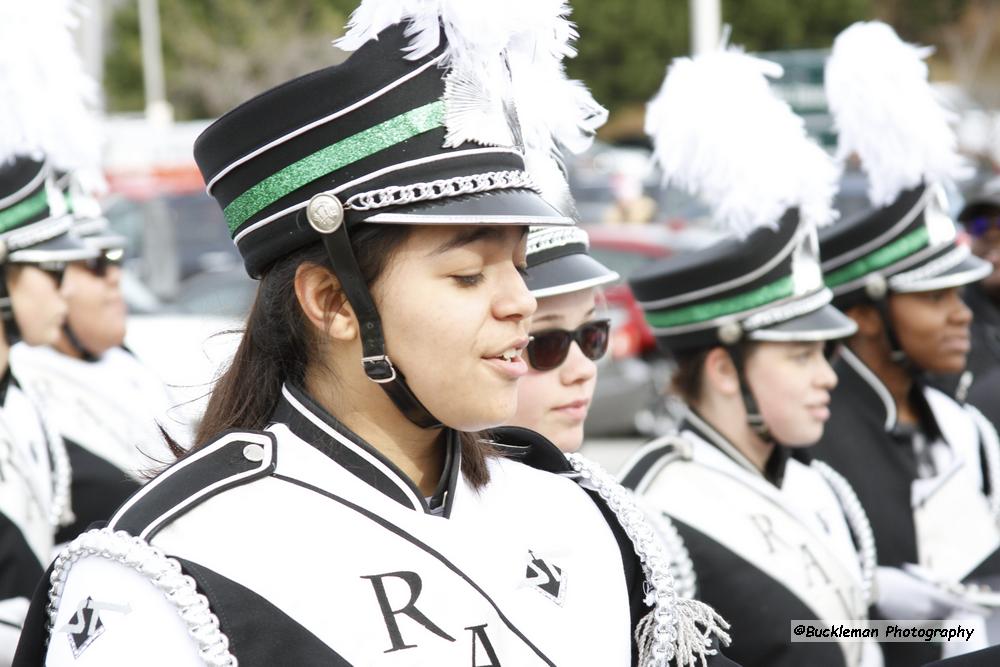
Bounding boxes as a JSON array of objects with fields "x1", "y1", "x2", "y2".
[
  {"x1": 553, "y1": 399, "x2": 589, "y2": 421},
  {"x1": 940, "y1": 336, "x2": 970, "y2": 354},
  {"x1": 807, "y1": 405, "x2": 831, "y2": 422},
  {"x1": 482, "y1": 355, "x2": 528, "y2": 379}
]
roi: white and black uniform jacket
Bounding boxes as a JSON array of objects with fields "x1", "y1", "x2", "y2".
[
  {"x1": 0, "y1": 369, "x2": 72, "y2": 662},
  {"x1": 813, "y1": 348, "x2": 1000, "y2": 667},
  {"x1": 621, "y1": 410, "x2": 878, "y2": 667},
  {"x1": 11, "y1": 344, "x2": 180, "y2": 545},
  {"x1": 14, "y1": 383, "x2": 737, "y2": 667}
]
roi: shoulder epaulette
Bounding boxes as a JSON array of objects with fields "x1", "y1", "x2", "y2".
[
  {"x1": 619, "y1": 433, "x2": 691, "y2": 493},
  {"x1": 109, "y1": 429, "x2": 276, "y2": 540}
]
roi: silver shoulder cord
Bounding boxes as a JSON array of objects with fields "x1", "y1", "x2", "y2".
[
  {"x1": 964, "y1": 403, "x2": 1000, "y2": 524},
  {"x1": 47, "y1": 528, "x2": 238, "y2": 666},
  {"x1": 810, "y1": 460, "x2": 878, "y2": 610},
  {"x1": 566, "y1": 452, "x2": 731, "y2": 667}
]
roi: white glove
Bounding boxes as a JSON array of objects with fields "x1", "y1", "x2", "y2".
[{"x1": 875, "y1": 566, "x2": 989, "y2": 619}]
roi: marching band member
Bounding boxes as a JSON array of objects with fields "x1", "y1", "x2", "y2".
[
  {"x1": 814, "y1": 21, "x2": 1000, "y2": 666},
  {"x1": 619, "y1": 45, "x2": 881, "y2": 667},
  {"x1": 11, "y1": 173, "x2": 179, "y2": 545}
]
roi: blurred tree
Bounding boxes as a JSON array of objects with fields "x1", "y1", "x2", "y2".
[
  {"x1": 567, "y1": 0, "x2": 872, "y2": 116},
  {"x1": 105, "y1": 0, "x2": 356, "y2": 118}
]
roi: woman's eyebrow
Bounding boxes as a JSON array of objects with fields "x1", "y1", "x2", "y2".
[{"x1": 430, "y1": 227, "x2": 507, "y2": 256}]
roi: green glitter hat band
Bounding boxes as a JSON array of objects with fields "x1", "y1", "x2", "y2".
[
  {"x1": 823, "y1": 225, "x2": 930, "y2": 290},
  {"x1": 0, "y1": 189, "x2": 50, "y2": 234},
  {"x1": 643, "y1": 274, "x2": 795, "y2": 330},
  {"x1": 223, "y1": 100, "x2": 445, "y2": 233}
]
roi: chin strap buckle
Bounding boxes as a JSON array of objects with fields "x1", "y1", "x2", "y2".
[{"x1": 362, "y1": 355, "x2": 398, "y2": 384}]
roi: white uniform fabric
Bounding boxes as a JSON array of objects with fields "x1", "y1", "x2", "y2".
[
  {"x1": 38, "y1": 384, "x2": 642, "y2": 667},
  {"x1": 0, "y1": 373, "x2": 67, "y2": 666},
  {"x1": 622, "y1": 412, "x2": 880, "y2": 667},
  {"x1": 10, "y1": 344, "x2": 182, "y2": 476}
]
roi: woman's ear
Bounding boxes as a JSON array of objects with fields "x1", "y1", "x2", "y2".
[
  {"x1": 702, "y1": 346, "x2": 741, "y2": 397},
  {"x1": 294, "y1": 263, "x2": 357, "y2": 342},
  {"x1": 846, "y1": 304, "x2": 882, "y2": 339}
]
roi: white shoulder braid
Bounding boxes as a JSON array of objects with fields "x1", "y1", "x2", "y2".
[
  {"x1": 965, "y1": 402, "x2": 1000, "y2": 524},
  {"x1": 47, "y1": 528, "x2": 237, "y2": 666},
  {"x1": 566, "y1": 453, "x2": 730, "y2": 667},
  {"x1": 810, "y1": 460, "x2": 878, "y2": 608}
]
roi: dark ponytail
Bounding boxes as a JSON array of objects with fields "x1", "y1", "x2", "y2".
[{"x1": 181, "y1": 224, "x2": 496, "y2": 488}]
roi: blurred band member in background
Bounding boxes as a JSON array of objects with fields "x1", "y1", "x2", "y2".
[
  {"x1": 620, "y1": 44, "x2": 882, "y2": 667},
  {"x1": 814, "y1": 22, "x2": 1000, "y2": 666}
]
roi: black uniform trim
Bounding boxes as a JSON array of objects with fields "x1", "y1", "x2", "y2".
[
  {"x1": 0, "y1": 512, "x2": 44, "y2": 602},
  {"x1": 619, "y1": 438, "x2": 682, "y2": 491},
  {"x1": 271, "y1": 472, "x2": 557, "y2": 666},
  {"x1": 275, "y1": 383, "x2": 435, "y2": 513},
  {"x1": 55, "y1": 439, "x2": 142, "y2": 544},
  {"x1": 672, "y1": 518, "x2": 848, "y2": 667},
  {"x1": 109, "y1": 429, "x2": 276, "y2": 540},
  {"x1": 177, "y1": 559, "x2": 353, "y2": 666},
  {"x1": 0, "y1": 367, "x2": 11, "y2": 406}
]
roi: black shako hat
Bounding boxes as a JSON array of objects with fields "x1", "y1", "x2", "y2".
[
  {"x1": 0, "y1": 158, "x2": 97, "y2": 264},
  {"x1": 193, "y1": 4, "x2": 605, "y2": 430},
  {"x1": 820, "y1": 183, "x2": 990, "y2": 308},
  {"x1": 195, "y1": 24, "x2": 572, "y2": 280},
  {"x1": 630, "y1": 211, "x2": 856, "y2": 352},
  {"x1": 524, "y1": 226, "x2": 619, "y2": 298}
]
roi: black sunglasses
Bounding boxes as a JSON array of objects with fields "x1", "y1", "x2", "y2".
[
  {"x1": 526, "y1": 319, "x2": 611, "y2": 371},
  {"x1": 81, "y1": 251, "x2": 123, "y2": 278}
]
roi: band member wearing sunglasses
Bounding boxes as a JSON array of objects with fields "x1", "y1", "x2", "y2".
[
  {"x1": 947, "y1": 180, "x2": 1000, "y2": 432},
  {"x1": 508, "y1": 226, "x2": 617, "y2": 452},
  {"x1": 12, "y1": 173, "x2": 180, "y2": 546},
  {"x1": 0, "y1": 158, "x2": 101, "y2": 660},
  {"x1": 620, "y1": 46, "x2": 882, "y2": 667},
  {"x1": 16, "y1": 5, "x2": 732, "y2": 665},
  {"x1": 811, "y1": 23, "x2": 1000, "y2": 666}
]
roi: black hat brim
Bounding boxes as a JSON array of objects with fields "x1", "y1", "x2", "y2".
[
  {"x1": 524, "y1": 252, "x2": 620, "y2": 298},
  {"x1": 890, "y1": 251, "x2": 992, "y2": 293},
  {"x1": 7, "y1": 231, "x2": 99, "y2": 263},
  {"x1": 748, "y1": 303, "x2": 858, "y2": 343}
]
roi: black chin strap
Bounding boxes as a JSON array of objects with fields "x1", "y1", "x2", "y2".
[
  {"x1": 62, "y1": 323, "x2": 97, "y2": 362},
  {"x1": 725, "y1": 343, "x2": 772, "y2": 441},
  {"x1": 872, "y1": 298, "x2": 913, "y2": 371},
  {"x1": 0, "y1": 267, "x2": 21, "y2": 347},
  {"x1": 311, "y1": 208, "x2": 442, "y2": 430}
]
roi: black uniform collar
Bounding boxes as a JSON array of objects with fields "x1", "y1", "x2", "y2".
[
  {"x1": 272, "y1": 382, "x2": 461, "y2": 517},
  {"x1": 836, "y1": 346, "x2": 942, "y2": 441},
  {"x1": 681, "y1": 408, "x2": 790, "y2": 488}
]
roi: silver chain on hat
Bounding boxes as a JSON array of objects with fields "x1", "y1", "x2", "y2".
[{"x1": 344, "y1": 170, "x2": 536, "y2": 212}]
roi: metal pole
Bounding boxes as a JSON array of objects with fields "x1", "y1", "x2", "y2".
[
  {"x1": 138, "y1": 0, "x2": 173, "y2": 125},
  {"x1": 690, "y1": 0, "x2": 722, "y2": 56}
]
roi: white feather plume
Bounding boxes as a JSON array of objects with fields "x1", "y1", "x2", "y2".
[
  {"x1": 0, "y1": 0, "x2": 102, "y2": 171},
  {"x1": 645, "y1": 48, "x2": 839, "y2": 237},
  {"x1": 825, "y1": 21, "x2": 968, "y2": 207},
  {"x1": 336, "y1": 0, "x2": 606, "y2": 213}
]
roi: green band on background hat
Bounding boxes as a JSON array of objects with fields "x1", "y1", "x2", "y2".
[
  {"x1": 824, "y1": 225, "x2": 930, "y2": 289},
  {"x1": 223, "y1": 100, "x2": 446, "y2": 233},
  {"x1": 0, "y1": 189, "x2": 49, "y2": 234},
  {"x1": 644, "y1": 274, "x2": 794, "y2": 329}
]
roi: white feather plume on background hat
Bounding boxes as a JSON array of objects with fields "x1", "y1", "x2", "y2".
[
  {"x1": 825, "y1": 21, "x2": 969, "y2": 208},
  {"x1": 645, "y1": 46, "x2": 840, "y2": 238},
  {"x1": 0, "y1": 0, "x2": 102, "y2": 172}
]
